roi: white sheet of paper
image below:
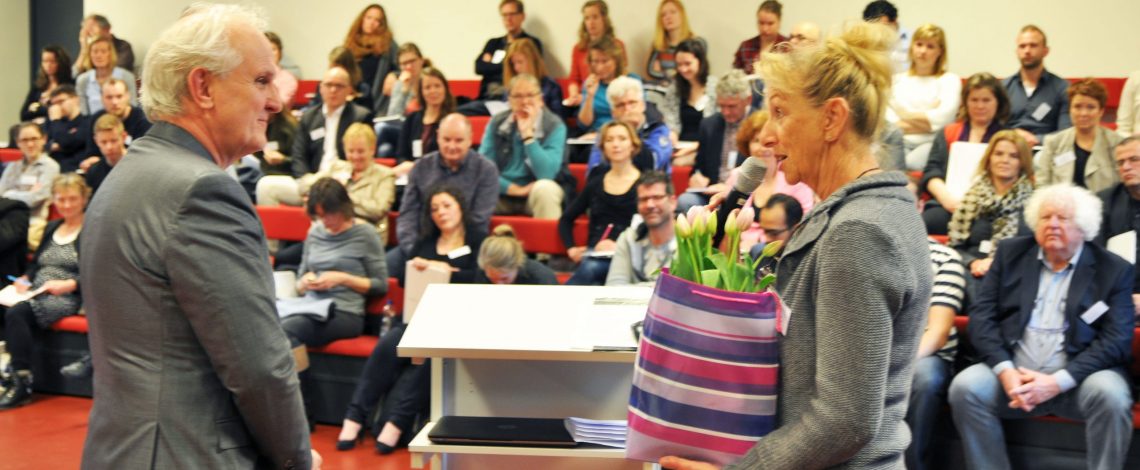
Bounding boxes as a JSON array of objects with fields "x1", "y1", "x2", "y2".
[
  {"x1": 566, "y1": 136, "x2": 597, "y2": 146},
  {"x1": 0, "y1": 284, "x2": 46, "y2": 308},
  {"x1": 411, "y1": 139, "x2": 423, "y2": 158},
  {"x1": 1032, "y1": 102, "x2": 1052, "y2": 121},
  {"x1": 1107, "y1": 231, "x2": 1137, "y2": 264},
  {"x1": 395, "y1": 174, "x2": 409, "y2": 186},
  {"x1": 944, "y1": 142, "x2": 989, "y2": 201},
  {"x1": 570, "y1": 295, "x2": 650, "y2": 351},
  {"x1": 484, "y1": 100, "x2": 510, "y2": 116},
  {"x1": 273, "y1": 271, "x2": 298, "y2": 299},
  {"x1": 403, "y1": 261, "x2": 452, "y2": 323}
]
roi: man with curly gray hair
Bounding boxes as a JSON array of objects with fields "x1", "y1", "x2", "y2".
[
  {"x1": 949, "y1": 182, "x2": 1134, "y2": 470},
  {"x1": 79, "y1": 3, "x2": 320, "y2": 469}
]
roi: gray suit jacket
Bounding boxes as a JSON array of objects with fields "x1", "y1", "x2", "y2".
[
  {"x1": 1037, "y1": 126, "x2": 1122, "y2": 194},
  {"x1": 80, "y1": 122, "x2": 311, "y2": 469}
]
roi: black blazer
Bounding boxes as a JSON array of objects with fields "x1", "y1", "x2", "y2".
[
  {"x1": 291, "y1": 102, "x2": 372, "y2": 178},
  {"x1": 1096, "y1": 183, "x2": 1140, "y2": 293},
  {"x1": 0, "y1": 199, "x2": 28, "y2": 286},
  {"x1": 694, "y1": 113, "x2": 746, "y2": 184},
  {"x1": 969, "y1": 236, "x2": 1134, "y2": 384}
]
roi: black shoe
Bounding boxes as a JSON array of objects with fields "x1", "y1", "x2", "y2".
[
  {"x1": 336, "y1": 433, "x2": 362, "y2": 451},
  {"x1": 375, "y1": 441, "x2": 396, "y2": 455},
  {"x1": 60, "y1": 355, "x2": 93, "y2": 379},
  {"x1": 0, "y1": 372, "x2": 31, "y2": 409}
]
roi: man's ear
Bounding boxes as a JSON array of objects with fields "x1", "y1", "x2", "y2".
[
  {"x1": 185, "y1": 67, "x2": 215, "y2": 110},
  {"x1": 821, "y1": 97, "x2": 851, "y2": 143}
]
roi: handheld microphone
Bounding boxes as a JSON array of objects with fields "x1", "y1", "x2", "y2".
[{"x1": 713, "y1": 158, "x2": 768, "y2": 247}]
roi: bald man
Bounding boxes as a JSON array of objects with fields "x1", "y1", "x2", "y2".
[{"x1": 789, "y1": 22, "x2": 821, "y2": 47}]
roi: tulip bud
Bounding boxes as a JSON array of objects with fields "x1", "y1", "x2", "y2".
[
  {"x1": 705, "y1": 211, "x2": 717, "y2": 236},
  {"x1": 736, "y1": 206, "x2": 755, "y2": 233},
  {"x1": 676, "y1": 213, "x2": 691, "y2": 237},
  {"x1": 686, "y1": 205, "x2": 703, "y2": 227},
  {"x1": 725, "y1": 209, "x2": 740, "y2": 237},
  {"x1": 761, "y1": 239, "x2": 785, "y2": 258},
  {"x1": 692, "y1": 209, "x2": 706, "y2": 235}
]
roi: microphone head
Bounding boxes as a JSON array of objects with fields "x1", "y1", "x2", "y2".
[{"x1": 733, "y1": 157, "x2": 769, "y2": 193}]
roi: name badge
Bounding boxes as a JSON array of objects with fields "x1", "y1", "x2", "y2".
[
  {"x1": 265, "y1": 141, "x2": 280, "y2": 152},
  {"x1": 309, "y1": 127, "x2": 326, "y2": 141},
  {"x1": 1080, "y1": 301, "x2": 1109, "y2": 324},
  {"x1": 1031, "y1": 102, "x2": 1052, "y2": 121},
  {"x1": 777, "y1": 296, "x2": 791, "y2": 336},
  {"x1": 332, "y1": 171, "x2": 351, "y2": 184},
  {"x1": 491, "y1": 49, "x2": 506, "y2": 65},
  {"x1": 1052, "y1": 151, "x2": 1076, "y2": 168},
  {"x1": 124, "y1": 135, "x2": 133, "y2": 146},
  {"x1": 694, "y1": 95, "x2": 710, "y2": 112},
  {"x1": 19, "y1": 175, "x2": 37, "y2": 187},
  {"x1": 447, "y1": 245, "x2": 472, "y2": 259},
  {"x1": 979, "y1": 240, "x2": 994, "y2": 255},
  {"x1": 728, "y1": 150, "x2": 740, "y2": 167},
  {"x1": 412, "y1": 139, "x2": 423, "y2": 158}
]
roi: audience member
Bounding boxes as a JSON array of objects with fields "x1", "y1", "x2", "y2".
[
  {"x1": 85, "y1": 114, "x2": 128, "y2": 194},
  {"x1": 677, "y1": 70, "x2": 752, "y2": 213},
  {"x1": 481, "y1": 74, "x2": 567, "y2": 220},
  {"x1": 474, "y1": 0, "x2": 545, "y2": 101},
  {"x1": 659, "y1": 39, "x2": 718, "y2": 143},
  {"x1": 74, "y1": 14, "x2": 134, "y2": 74},
  {"x1": 3, "y1": 124, "x2": 60, "y2": 250},
  {"x1": 561, "y1": 121, "x2": 641, "y2": 285},
  {"x1": 45, "y1": 86, "x2": 91, "y2": 173},
  {"x1": 400, "y1": 185, "x2": 487, "y2": 286},
  {"x1": 474, "y1": 224, "x2": 559, "y2": 284},
  {"x1": 1116, "y1": 71, "x2": 1140, "y2": 137},
  {"x1": 587, "y1": 76, "x2": 672, "y2": 175},
  {"x1": 254, "y1": 111, "x2": 298, "y2": 177},
  {"x1": 948, "y1": 183, "x2": 1134, "y2": 470},
  {"x1": 503, "y1": 39, "x2": 563, "y2": 116},
  {"x1": 1095, "y1": 136, "x2": 1140, "y2": 316},
  {"x1": 887, "y1": 23, "x2": 961, "y2": 171},
  {"x1": 647, "y1": 0, "x2": 706, "y2": 85},
  {"x1": 1037, "y1": 78, "x2": 1122, "y2": 193},
  {"x1": 787, "y1": 21, "x2": 821, "y2": 47},
  {"x1": 863, "y1": 0, "x2": 910, "y2": 74},
  {"x1": 948, "y1": 130, "x2": 1034, "y2": 303},
  {"x1": 287, "y1": 178, "x2": 387, "y2": 423},
  {"x1": 300, "y1": 123, "x2": 396, "y2": 240},
  {"x1": 344, "y1": 3, "x2": 399, "y2": 114},
  {"x1": 265, "y1": 32, "x2": 298, "y2": 106},
  {"x1": 1004, "y1": 25, "x2": 1070, "y2": 147},
  {"x1": 256, "y1": 66, "x2": 372, "y2": 207},
  {"x1": 395, "y1": 67, "x2": 457, "y2": 178},
  {"x1": 392, "y1": 114, "x2": 498, "y2": 270},
  {"x1": 0, "y1": 174, "x2": 89, "y2": 409},
  {"x1": 338, "y1": 185, "x2": 483, "y2": 455},
  {"x1": 606, "y1": 171, "x2": 676, "y2": 286},
  {"x1": 20, "y1": 45, "x2": 73, "y2": 123},
  {"x1": 565, "y1": 0, "x2": 625, "y2": 108},
  {"x1": 746, "y1": 193, "x2": 803, "y2": 265},
  {"x1": 81, "y1": 78, "x2": 151, "y2": 168},
  {"x1": 75, "y1": 36, "x2": 138, "y2": 116},
  {"x1": 326, "y1": 46, "x2": 374, "y2": 112},
  {"x1": 578, "y1": 37, "x2": 638, "y2": 132},
  {"x1": 905, "y1": 238, "x2": 966, "y2": 470},
  {"x1": 384, "y1": 43, "x2": 428, "y2": 117},
  {"x1": 921, "y1": 72, "x2": 1011, "y2": 235},
  {"x1": 732, "y1": 0, "x2": 786, "y2": 74}
]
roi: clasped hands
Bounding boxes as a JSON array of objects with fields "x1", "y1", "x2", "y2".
[{"x1": 999, "y1": 366, "x2": 1062, "y2": 412}]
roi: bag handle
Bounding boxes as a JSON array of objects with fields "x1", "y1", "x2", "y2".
[{"x1": 688, "y1": 288, "x2": 762, "y2": 305}]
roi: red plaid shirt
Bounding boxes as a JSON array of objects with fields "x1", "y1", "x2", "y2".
[{"x1": 732, "y1": 34, "x2": 788, "y2": 74}]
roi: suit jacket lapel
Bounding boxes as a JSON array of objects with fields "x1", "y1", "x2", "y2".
[
  {"x1": 1064, "y1": 246, "x2": 1096, "y2": 322},
  {"x1": 1018, "y1": 248, "x2": 1041, "y2": 330}
]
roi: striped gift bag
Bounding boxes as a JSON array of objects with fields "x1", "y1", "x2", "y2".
[{"x1": 625, "y1": 271, "x2": 780, "y2": 466}]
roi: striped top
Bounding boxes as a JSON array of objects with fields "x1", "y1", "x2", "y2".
[{"x1": 928, "y1": 238, "x2": 965, "y2": 363}]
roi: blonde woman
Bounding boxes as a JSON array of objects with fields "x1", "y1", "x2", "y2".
[
  {"x1": 475, "y1": 224, "x2": 558, "y2": 285},
  {"x1": 647, "y1": 0, "x2": 706, "y2": 85},
  {"x1": 886, "y1": 23, "x2": 961, "y2": 170}
]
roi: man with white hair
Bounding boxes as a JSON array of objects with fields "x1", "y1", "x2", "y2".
[
  {"x1": 678, "y1": 70, "x2": 752, "y2": 212},
  {"x1": 948, "y1": 183, "x2": 1134, "y2": 470},
  {"x1": 77, "y1": 4, "x2": 319, "y2": 469},
  {"x1": 585, "y1": 76, "x2": 673, "y2": 177}
]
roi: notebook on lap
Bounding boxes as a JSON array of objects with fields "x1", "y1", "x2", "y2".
[{"x1": 428, "y1": 416, "x2": 578, "y2": 448}]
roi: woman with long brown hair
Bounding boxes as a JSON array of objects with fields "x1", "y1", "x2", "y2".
[{"x1": 343, "y1": 4, "x2": 399, "y2": 113}]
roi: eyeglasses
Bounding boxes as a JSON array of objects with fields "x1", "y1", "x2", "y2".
[
  {"x1": 612, "y1": 99, "x2": 641, "y2": 110},
  {"x1": 1115, "y1": 155, "x2": 1140, "y2": 168},
  {"x1": 508, "y1": 92, "x2": 539, "y2": 101},
  {"x1": 637, "y1": 194, "x2": 668, "y2": 204}
]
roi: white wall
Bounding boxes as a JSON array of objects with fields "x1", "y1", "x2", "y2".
[
  {"x1": 73, "y1": 0, "x2": 1140, "y2": 83},
  {"x1": 2, "y1": 2, "x2": 32, "y2": 140}
]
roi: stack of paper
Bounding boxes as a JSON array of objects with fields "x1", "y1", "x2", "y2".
[{"x1": 563, "y1": 417, "x2": 627, "y2": 448}]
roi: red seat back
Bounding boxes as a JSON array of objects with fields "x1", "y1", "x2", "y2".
[
  {"x1": 449, "y1": 80, "x2": 481, "y2": 100},
  {"x1": 470, "y1": 116, "x2": 491, "y2": 145},
  {"x1": 0, "y1": 148, "x2": 22, "y2": 163},
  {"x1": 256, "y1": 205, "x2": 311, "y2": 242},
  {"x1": 294, "y1": 80, "x2": 319, "y2": 109},
  {"x1": 672, "y1": 165, "x2": 692, "y2": 194}
]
